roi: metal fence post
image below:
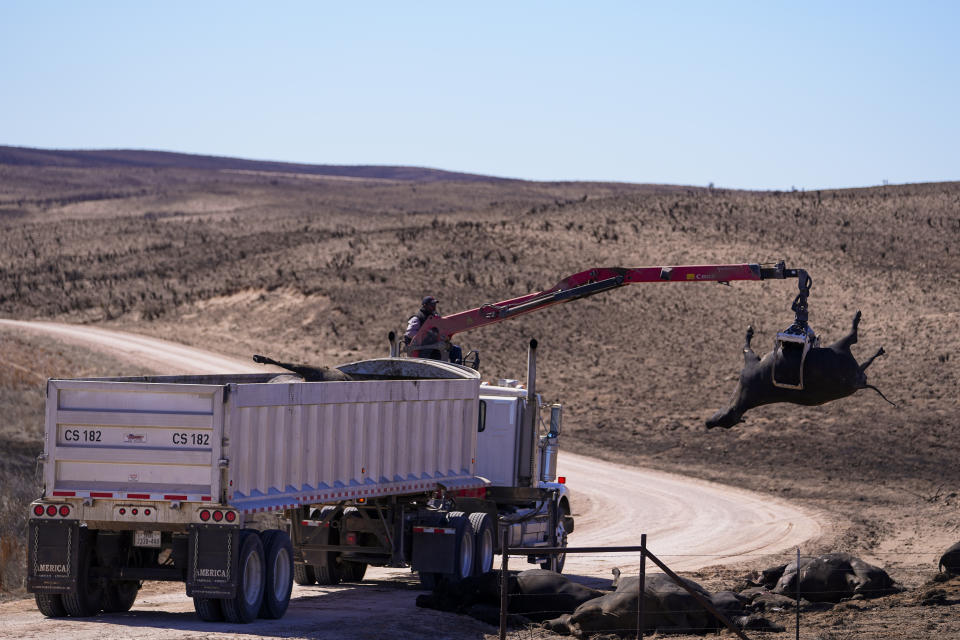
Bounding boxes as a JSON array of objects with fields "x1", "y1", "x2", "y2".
[
  {"x1": 637, "y1": 533, "x2": 646, "y2": 640},
  {"x1": 499, "y1": 533, "x2": 509, "y2": 640},
  {"x1": 795, "y1": 547, "x2": 800, "y2": 640}
]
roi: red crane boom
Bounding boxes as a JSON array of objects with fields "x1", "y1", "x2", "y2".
[{"x1": 408, "y1": 261, "x2": 807, "y2": 356}]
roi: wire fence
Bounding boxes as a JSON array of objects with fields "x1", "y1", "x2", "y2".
[{"x1": 493, "y1": 540, "x2": 951, "y2": 640}]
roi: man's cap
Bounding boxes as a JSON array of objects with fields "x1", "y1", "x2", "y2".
[{"x1": 422, "y1": 296, "x2": 438, "y2": 306}]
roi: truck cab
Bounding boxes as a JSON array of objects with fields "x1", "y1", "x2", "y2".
[{"x1": 476, "y1": 379, "x2": 573, "y2": 570}]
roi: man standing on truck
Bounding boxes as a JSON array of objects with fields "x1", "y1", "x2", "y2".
[
  {"x1": 403, "y1": 296, "x2": 466, "y2": 364},
  {"x1": 404, "y1": 296, "x2": 442, "y2": 359}
]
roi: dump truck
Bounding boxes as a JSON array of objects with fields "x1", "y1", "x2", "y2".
[{"x1": 27, "y1": 341, "x2": 570, "y2": 622}]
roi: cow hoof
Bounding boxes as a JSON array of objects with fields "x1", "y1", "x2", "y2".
[
  {"x1": 542, "y1": 615, "x2": 572, "y2": 635},
  {"x1": 706, "y1": 413, "x2": 741, "y2": 429}
]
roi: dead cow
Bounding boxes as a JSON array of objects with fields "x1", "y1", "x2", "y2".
[
  {"x1": 767, "y1": 553, "x2": 901, "y2": 602},
  {"x1": 416, "y1": 569, "x2": 606, "y2": 624},
  {"x1": 939, "y1": 542, "x2": 960, "y2": 576},
  {"x1": 543, "y1": 573, "x2": 776, "y2": 637},
  {"x1": 707, "y1": 310, "x2": 892, "y2": 429}
]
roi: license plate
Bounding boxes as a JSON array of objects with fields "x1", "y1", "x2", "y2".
[{"x1": 135, "y1": 530, "x2": 162, "y2": 548}]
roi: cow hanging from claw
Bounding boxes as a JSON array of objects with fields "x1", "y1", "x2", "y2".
[{"x1": 707, "y1": 310, "x2": 893, "y2": 429}]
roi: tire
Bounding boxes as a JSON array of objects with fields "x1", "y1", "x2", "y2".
[
  {"x1": 221, "y1": 530, "x2": 265, "y2": 624},
  {"x1": 62, "y1": 532, "x2": 103, "y2": 617},
  {"x1": 193, "y1": 596, "x2": 224, "y2": 622},
  {"x1": 34, "y1": 593, "x2": 67, "y2": 617},
  {"x1": 539, "y1": 504, "x2": 569, "y2": 573},
  {"x1": 469, "y1": 512, "x2": 495, "y2": 576},
  {"x1": 445, "y1": 513, "x2": 475, "y2": 584},
  {"x1": 313, "y1": 558, "x2": 341, "y2": 585},
  {"x1": 258, "y1": 530, "x2": 294, "y2": 620},
  {"x1": 340, "y1": 560, "x2": 367, "y2": 582},
  {"x1": 312, "y1": 506, "x2": 342, "y2": 585},
  {"x1": 293, "y1": 562, "x2": 316, "y2": 586},
  {"x1": 101, "y1": 580, "x2": 139, "y2": 613},
  {"x1": 338, "y1": 508, "x2": 365, "y2": 584}
]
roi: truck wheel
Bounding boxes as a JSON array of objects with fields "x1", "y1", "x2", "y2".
[
  {"x1": 540, "y1": 504, "x2": 569, "y2": 573},
  {"x1": 312, "y1": 506, "x2": 342, "y2": 585},
  {"x1": 293, "y1": 562, "x2": 316, "y2": 585},
  {"x1": 258, "y1": 530, "x2": 293, "y2": 619},
  {"x1": 101, "y1": 580, "x2": 140, "y2": 613},
  {"x1": 313, "y1": 556, "x2": 342, "y2": 585},
  {"x1": 468, "y1": 513, "x2": 495, "y2": 575},
  {"x1": 446, "y1": 513, "x2": 475, "y2": 584},
  {"x1": 34, "y1": 593, "x2": 67, "y2": 617},
  {"x1": 193, "y1": 596, "x2": 224, "y2": 622},
  {"x1": 221, "y1": 530, "x2": 265, "y2": 623},
  {"x1": 62, "y1": 533, "x2": 103, "y2": 617},
  {"x1": 340, "y1": 560, "x2": 367, "y2": 582}
]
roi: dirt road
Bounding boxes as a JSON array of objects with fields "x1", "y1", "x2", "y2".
[
  {"x1": 0, "y1": 320, "x2": 268, "y2": 374},
  {"x1": 0, "y1": 321, "x2": 823, "y2": 638}
]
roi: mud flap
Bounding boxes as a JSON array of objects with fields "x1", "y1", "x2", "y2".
[
  {"x1": 185, "y1": 524, "x2": 240, "y2": 598},
  {"x1": 410, "y1": 527, "x2": 456, "y2": 574},
  {"x1": 26, "y1": 519, "x2": 80, "y2": 593}
]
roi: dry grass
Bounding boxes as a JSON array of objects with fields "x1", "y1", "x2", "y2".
[{"x1": 1, "y1": 159, "x2": 958, "y2": 637}]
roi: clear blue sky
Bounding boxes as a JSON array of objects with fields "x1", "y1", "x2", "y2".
[{"x1": 2, "y1": 1, "x2": 957, "y2": 189}]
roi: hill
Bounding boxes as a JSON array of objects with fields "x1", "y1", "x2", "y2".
[
  {"x1": 1, "y1": 155, "x2": 959, "y2": 624},
  {"x1": 0, "y1": 145, "x2": 509, "y2": 182}
]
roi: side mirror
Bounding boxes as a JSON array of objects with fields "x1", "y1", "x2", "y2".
[
  {"x1": 549, "y1": 404, "x2": 562, "y2": 436},
  {"x1": 477, "y1": 400, "x2": 487, "y2": 433}
]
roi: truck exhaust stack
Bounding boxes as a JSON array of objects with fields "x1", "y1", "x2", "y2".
[{"x1": 517, "y1": 339, "x2": 539, "y2": 487}]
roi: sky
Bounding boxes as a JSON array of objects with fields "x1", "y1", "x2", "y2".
[{"x1": 1, "y1": 1, "x2": 957, "y2": 190}]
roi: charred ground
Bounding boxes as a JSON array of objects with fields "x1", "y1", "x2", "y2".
[{"x1": 1, "y1": 149, "x2": 958, "y2": 636}]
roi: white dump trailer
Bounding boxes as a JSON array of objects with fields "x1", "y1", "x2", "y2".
[{"x1": 27, "y1": 345, "x2": 572, "y2": 623}]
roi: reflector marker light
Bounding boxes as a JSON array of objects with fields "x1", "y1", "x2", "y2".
[
  {"x1": 234, "y1": 478, "x2": 489, "y2": 515},
  {"x1": 49, "y1": 489, "x2": 258, "y2": 503},
  {"x1": 558, "y1": 476, "x2": 566, "y2": 484},
  {"x1": 119, "y1": 508, "x2": 126, "y2": 515},
  {"x1": 412, "y1": 526, "x2": 455, "y2": 535}
]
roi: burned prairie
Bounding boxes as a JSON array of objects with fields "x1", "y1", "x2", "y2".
[
  {"x1": 1, "y1": 152, "x2": 959, "y2": 637},
  {"x1": 1, "y1": 161, "x2": 957, "y2": 490}
]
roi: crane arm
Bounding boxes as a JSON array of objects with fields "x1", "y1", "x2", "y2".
[{"x1": 410, "y1": 261, "x2": 805, "y2": 350}]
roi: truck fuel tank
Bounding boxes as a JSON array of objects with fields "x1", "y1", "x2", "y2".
[{"x1": 539, "y1": 404, "x2": 562, "y2": 483}]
